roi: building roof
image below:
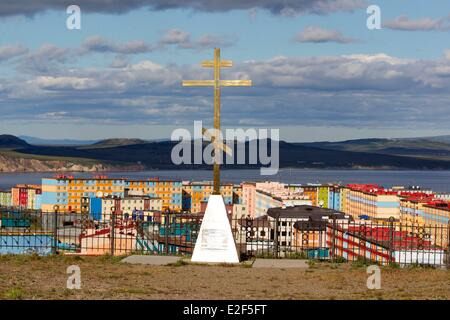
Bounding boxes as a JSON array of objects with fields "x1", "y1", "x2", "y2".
[
  {"x1": 267, "y1": 205, "x2": 351, "y2": 220},
  {"x1": 423, "y1": 201, "x2": 450, "y2": 212}
]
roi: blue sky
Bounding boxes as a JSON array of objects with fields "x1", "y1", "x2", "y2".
[{"x1": 1, "y1": 0, "x2": 450, "y2": 141}]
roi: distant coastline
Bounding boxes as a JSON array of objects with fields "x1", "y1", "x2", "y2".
[
  {"x1": 2, "y1": 134, "x2": 450, "y2": 173},
  {"x1": 1, "y1": 169, "x2": 450, "y2": 193}
]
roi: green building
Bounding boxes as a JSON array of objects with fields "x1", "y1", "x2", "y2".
[
  {"x1": 0, "y1": 191, "x2": 12, "y2": 207},
  {"x1": 317, "y1": 186, "x2": 329, "y2": 208}
]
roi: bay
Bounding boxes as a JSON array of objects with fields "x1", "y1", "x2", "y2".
[{"x1": 0, "y1": 169, "x2": 449, "y2": 192}]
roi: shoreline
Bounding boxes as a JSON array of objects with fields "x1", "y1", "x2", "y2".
[{"x1": 2, "y1": 167, "x2": 450, "y2": 174}]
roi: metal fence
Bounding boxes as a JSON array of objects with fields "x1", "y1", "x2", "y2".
[
  {"x1": 235, "y1": 216, "x2": 450, "y2": 267},
  {"x1": 0, "y1": 208, "x2": 449, "y2": 267}
]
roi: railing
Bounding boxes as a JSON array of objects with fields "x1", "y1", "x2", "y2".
[{"x1": 0, "y1": 208, "x2": 449, "y2": 267}]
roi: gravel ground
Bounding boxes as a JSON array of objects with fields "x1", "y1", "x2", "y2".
[{"x1": 0, "y1": 255, "x2": 449, "y2": 300}]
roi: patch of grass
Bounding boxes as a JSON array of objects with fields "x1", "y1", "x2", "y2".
[
  {"x1": 167, "y1": 259, "x2": 189, "y2": 267},
  {"x1": 351, "y1": 257, "x2": 372, "y2": 269},
  {"x1": 255, "y1": 252, "x2": 276, "y2": 259},
  {"x1": 332, "y1": 256, "x2": 347, "y2": 263},
  {"x1": 62, "y1": 289, "x2": 74, "y2": 297},
  {"x1": 63, "y1": 255, "x2": 85, "y2": 264},
  {"x1": 97, "y1": 254, "x2": 125, "y2": 264},
  {"x1": 307, "y1": 260, "x2": 317, "y2": 268},
  {"x1": 113, "y1": 287, "x2": 150, "y2": 295},
  {"x1": 329, "y1": 263, "x2": 340, "y2": 269},
  {"x1": 4, "y1": 287, "x2": 24, "y2": 300},
  {"x1": 405, "y1": 262, "x2": 436, "y2": 270},
  {"x1": 285, "y1": 251, "x2": 308, "y2": 259}
]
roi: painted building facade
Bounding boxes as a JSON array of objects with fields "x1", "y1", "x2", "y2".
[
  {"x1": 41, "y1": 176, "x2": 182, "y2": 213},
  {"x1": 182, "y1": 182, "x2": 234, "y2": 213},
  {"x1": 342, "y1": 184, "x2": 401, "y2": 220},
  {"x1": 10, "y1": 185, "x2": 41, "y2": 209},
  {"x1": 0, "y1": 191, "x2": 11, "y2": 207},
  {"x1": 400, "y1": 197, "x2": 450, "y2": 248}
]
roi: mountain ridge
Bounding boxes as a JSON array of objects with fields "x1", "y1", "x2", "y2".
[{"x1": 1, "y1": 134, "x2": 450, "y2": 172}]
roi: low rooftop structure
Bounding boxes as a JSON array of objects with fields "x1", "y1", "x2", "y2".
[{"x1": 267, "y1": 205, "x2": 351, "y2": 220}]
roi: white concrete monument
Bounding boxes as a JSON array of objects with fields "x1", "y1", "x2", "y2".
[{"x1": 191, "y1": 195, "x2": 239, "y2": 263}]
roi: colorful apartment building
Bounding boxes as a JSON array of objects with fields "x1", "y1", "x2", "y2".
[
  {"x1": 182, "y1": 182, "x2": 234, "y2": 213},
  {"x1": 233, "y1": 184, "x2": 242, "y2": 204},
  {"x1": 342, "y1": 184, "x2": 401, "y2": 220},
  {"x1": 41, "y1": 176, "x2": 182, "y2": 213},
  {"x1": 10, "y1": 185, "x2": 41, "y2": 209},
  {"x1": 242, "y1": 182, "x2": 318, "y2": 218},
  {"x1": 0, "y1": 191, "x2": 11, "y2": 207},
  {"x1": 302, "y1": 186, "x2": 318, "y2": 206},
  {"x1": 254, "y1": 190, "x2": 312, "y2": 218},
  {"x1": 317, "y1": 186, "x2": 329, "y2": 208},
  {"x1": 400, "y1": 196, "x2": 450, "y2": 248},
  {"x1": 42, "y1": 176, "x2": 121, "y2": 213},
  {"x1": 242, "y1": 182, "x2": 256, "y2": 217},
  {"x1": 100, "y1": 196, "x2": 163, "y2": 221},
  {"x1": 342, "y1": 184, "x2": 441, "y2": 221},
  {"x1": 328, "y1": 186, "x2": 342, "y2": 211}
]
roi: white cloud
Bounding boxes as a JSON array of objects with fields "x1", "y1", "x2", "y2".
[
  {"x1": 158, "y1": 29, "x2": 237, "y2": 49},
  {"x1": 383, "y1": 15, "x2": 450, "y2": 31},
  {"x1": 295, "y1": 26, "x2": 357, "y2": 43},
  {"x1": 4, "y1": 50, "x2": 450, "y2": 130},
  {"x1": 81, "y1": 36, "x2": 153, "y2": 54},
  {"x1": 0, "y1": 44, "x2": 28, "y2": 62}
]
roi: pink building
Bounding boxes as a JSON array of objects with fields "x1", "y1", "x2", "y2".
[{"x1": 242, "y1": 182, "x2": 256, "y2": 218}]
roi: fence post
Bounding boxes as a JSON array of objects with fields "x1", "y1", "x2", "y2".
[
  {"x1": 447, "y1": 221, "x2": 450, "y2": 269},
  {"x1": 330, "y1": 216, "x2": 336, "y2": 262},
  {"x1": 274, "y1": 217, "x2": 279, "y2": 259},
  {"x1": 388, "y1": 217, "x2": 395, "y2": 266},
  {"x1": 110, "y1": 207, "x2": 115, "y2": 257},
  {"x1": 52, "y1": 205, "x2": 59, "y2": 255},
  {"x1": 164, "y1": 209, "x2": 170, "y2": 255}
]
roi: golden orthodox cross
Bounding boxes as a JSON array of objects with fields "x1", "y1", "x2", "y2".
[{"x1": 182, "y1": 48, "x2": 252, "y2": 195}]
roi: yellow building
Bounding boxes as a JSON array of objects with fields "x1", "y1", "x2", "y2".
[
  {"x1": 342, "y1": 185, "x2": 400, "y2": 220},
  {"x1": 400, "y1": 197, "x2": 450, "y2": 248},
  {"x1": 182, "y1": 182, "x2": 234, "y2": 213}
]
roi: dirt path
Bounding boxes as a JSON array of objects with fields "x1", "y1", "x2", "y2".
[{"x1": 0, "y1": 255, "x2": 448, "y2": 300}]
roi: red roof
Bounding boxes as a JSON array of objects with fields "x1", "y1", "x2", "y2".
[
  {"x1": 425, "y1": 201, "x2": 450, "y2": 210},
  {"x1": 347, "y1": 184, "x2": 436, "y2": 197}
]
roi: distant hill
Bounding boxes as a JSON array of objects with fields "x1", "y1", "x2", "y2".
[
  {"x1": 2, "y1": 134, "x2": 450, "y2": 172},
  {"x1": 419, "y1": 135, "x2": 450, "y2": 144},
  {"x1": 86, "y1": 138, "x2": 148, "y2": 149},
  {"x1": 0, "y1": 135, "x2": 29, "y2": 149},
  {"x1": 299, "y1": 138, "x2": 450, "y2": 161},
  {"x1": 19, "y1": 136, "x2": 98, "y2": 146}
]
